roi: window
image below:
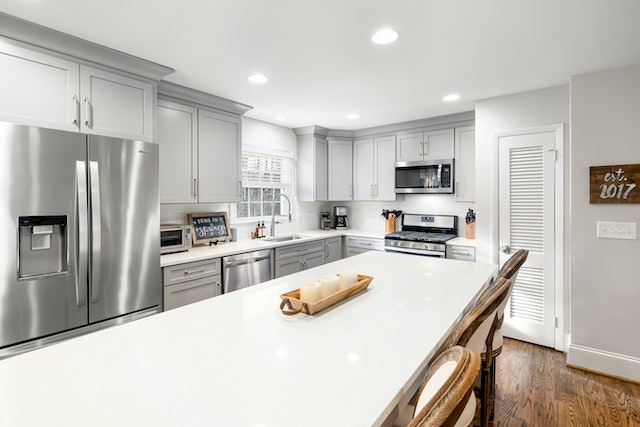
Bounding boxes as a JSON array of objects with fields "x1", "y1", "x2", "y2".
[{"x1": 236, "y1": 152, "x2": 293, "y2": 220}]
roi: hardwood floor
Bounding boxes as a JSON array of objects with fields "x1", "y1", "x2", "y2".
[{"x1": 493, "y1": 338, "x2": 640, "y2": 426}]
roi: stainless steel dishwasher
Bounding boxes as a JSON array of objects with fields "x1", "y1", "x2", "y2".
[{"x1": 222, "y1": 249, "x2": 273, "y2": 293}]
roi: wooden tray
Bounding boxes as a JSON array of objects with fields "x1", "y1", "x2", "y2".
[{"x1": 279, "y1": 274, "x2": 373, "y2": 316}]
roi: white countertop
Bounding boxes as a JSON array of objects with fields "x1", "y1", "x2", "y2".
[
  {"x1": 0, "y1": 252, "x2": 497, "y2": 427},
  {"x1": 161, "y1": 228, "x2": 386, "y2": 267},
  {"x1": 447, "y1": 237, "x2": 477, "y2": 247}
]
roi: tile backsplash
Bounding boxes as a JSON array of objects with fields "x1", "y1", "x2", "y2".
[
  {"x1": 160, "y1": 199, "x2": 331, "y2": 241},
  {"x1": 161, "y1": 194, "x2": 474, "y2": 240}
]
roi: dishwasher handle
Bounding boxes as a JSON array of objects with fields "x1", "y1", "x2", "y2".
[{"x1": 224, "y1": 255, "x2": 271, "y2": 268}]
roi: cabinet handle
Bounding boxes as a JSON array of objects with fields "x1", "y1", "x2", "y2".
[
  {"x1": 238, "y1": 180, "x2": 242, "y2": 197},
  {"x1": 451, "y1": 249, "x2": 470, "y2": 256},
  {"x1": 423, "y1": 141, "x2": 429, "y2": 157},
  {"x1": 374, "y1": 184, "x2": 378, "y2": 197},
  {"x1": 184, "y1": 268, "x2": 205, "y2": 275},
  {"x1": 315, "y1": 184, "x2": 318, "y2": 198},
  {"x1": 72, "y1": 95, "x2": 80, "y2": 125},
  {"x1": 83, "y1": 97, "x2": 92, "y2": 127},
  {"x1": 193, "y1": 177, "x2": 197, "y2": 198}
]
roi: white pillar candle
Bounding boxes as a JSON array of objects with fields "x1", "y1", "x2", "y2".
[
  {"x1": 320, "y1": 275, "x2": 340, "y2": 298},
  {"x1": 339, "y1": 269, "x2": 358, "y2": 290},
  {"x1": 300, "y1": 281, "x2": 322, "y2": 303}
]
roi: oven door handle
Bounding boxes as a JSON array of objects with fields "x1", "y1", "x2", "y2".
[{"x1": 385, "y1": 247, "x2": 446, "y2": 258}]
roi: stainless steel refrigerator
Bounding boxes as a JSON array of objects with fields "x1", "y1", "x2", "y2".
[{"x1": 0, "y1": 122, "x2": 161, "y2": 357}]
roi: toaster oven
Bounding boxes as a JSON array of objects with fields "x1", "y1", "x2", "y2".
[{"x1": 160, "y1": 225, "x2": 192, "y2": 255}]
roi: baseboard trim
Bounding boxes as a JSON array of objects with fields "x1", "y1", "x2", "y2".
[{"x1": 567, "y1": 343, "x2": 640, "y2": 383}]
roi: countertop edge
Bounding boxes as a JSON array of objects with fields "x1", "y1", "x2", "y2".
[{"x1": 161, "y1": 229, "x2": 386, "y2": 267}]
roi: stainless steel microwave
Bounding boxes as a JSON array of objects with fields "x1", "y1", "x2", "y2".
[
  {"x1": 160, "y1": 224, "x2": 192, "y2": 255},
  {"x1": 395, "y1": 159, "x2": 454, "y2": 194}
]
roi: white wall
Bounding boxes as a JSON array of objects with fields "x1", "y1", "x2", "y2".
[
  {"x1": 567, "y1": 63, "x2": 640, "y2": 382},
  {"x1": 475, "y1": 85, "x2": 570, "y2": 264},
  {"x1": 242, "y1": 116, "x2": 295, "y2": 157}
]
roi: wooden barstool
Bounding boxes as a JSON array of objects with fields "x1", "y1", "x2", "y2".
[
  {"x1": 484, "y1": 249, "x2": 529, "y2": 420},
  {"x1": 440, "y1": 277, "x2": 512, "y2": 427},
  {"x1": 407, "y1": 346, "x2": 481, "y2": 427}
]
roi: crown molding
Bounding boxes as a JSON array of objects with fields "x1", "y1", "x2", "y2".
[
  {"x1": 0, "y1": 12, "x2": 173, "y2": 81},
  {"x1": 158, "y1": 80, "x2": 252, "y2": 116}
]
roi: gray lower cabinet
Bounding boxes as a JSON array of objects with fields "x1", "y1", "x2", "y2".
[
  {"x1": 275, "y1": 240, "x2": 325, "y2": 278},
  {"x1": 162, "y1": 258, "x2": 222, "y2": 311},
  {"x1": 344, "y1": 236, "x2": 385, "y2": 257},
  {"x1": 324, "y1": 237, "x2": 343, "y2": 263},
  {"x1": 446, "y1": 245, "x2": 476, "y2": 261}
]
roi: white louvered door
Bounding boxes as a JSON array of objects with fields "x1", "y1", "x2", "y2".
[{"x1": 498, "y1": 129, "x2": 557, "y2": 348}]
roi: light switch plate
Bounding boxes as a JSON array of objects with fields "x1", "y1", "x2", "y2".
[{"x1": 596, "y1": 221, "x2": 637, "y2": 239}]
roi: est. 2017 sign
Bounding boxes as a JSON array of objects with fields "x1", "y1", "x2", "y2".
[{"x1": 590, "y1": 164, "x2": 640, "y2": 204}]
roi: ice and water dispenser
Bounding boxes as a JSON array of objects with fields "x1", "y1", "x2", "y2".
[{"x1": 18, "y1": 216, "x2": 68, "y2": 279}]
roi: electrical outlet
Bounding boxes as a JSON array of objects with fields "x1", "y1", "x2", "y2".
[{"x1": 596, "y1": 221, "x2": 637, "y2": 239}]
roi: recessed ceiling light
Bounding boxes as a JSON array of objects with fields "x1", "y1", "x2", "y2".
[
  {"x1": 248, "y1": 74, "x2": 268, "y2": 84},
  {"x1": 371, "y1": 28, "x2": 399, "y2": 45},
  {"x1": 346, "y1": 113, "x2": 361, "y2": 120},
  {"x1": 274, "y1": 116, "x2": 287, "y2": 121},
  {"x1": 443, "y1": 94, "x2": 461, "y2": 102}
]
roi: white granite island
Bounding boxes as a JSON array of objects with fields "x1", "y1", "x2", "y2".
[{"x1": 0, "y1": 252, "x2": 497, "y2": 427}]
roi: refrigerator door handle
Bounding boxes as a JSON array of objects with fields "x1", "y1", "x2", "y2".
[
  {"x1": 89, "y1": 161, "x2": 101, "y2": 303},
  {"x1": 75, "y1": 161, "x2": 88, "y2": 307}
]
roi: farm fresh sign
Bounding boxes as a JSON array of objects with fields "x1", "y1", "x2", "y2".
[{"x1": 590, "y1": 164, "x2": 640, "y2": 203}]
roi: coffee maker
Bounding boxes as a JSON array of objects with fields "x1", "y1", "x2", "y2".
[
  {"x1": 333, "y1": 206, "x2": 348, "y2": 230},
  {"x1": 320, "y1": 212, "x2": 331, "y2": 230}
]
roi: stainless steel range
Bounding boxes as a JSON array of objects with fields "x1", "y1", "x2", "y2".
[{"x1": 385, "y1": 214, "x2": 458, "y2": 257}]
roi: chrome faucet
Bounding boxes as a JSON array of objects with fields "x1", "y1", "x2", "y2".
[{"x1": 270, "y1": 193, "x2": 292, "y2": 237}]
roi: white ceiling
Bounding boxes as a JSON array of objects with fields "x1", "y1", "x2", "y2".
[{"x1": 2, "y1": 0, "x2": 640, "y2": 130}]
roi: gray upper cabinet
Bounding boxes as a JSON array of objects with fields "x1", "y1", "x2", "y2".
[
  {"x1": 454, "y1": 126, "x2": 476, "y2": 202},
  {"x1": 328, "y1": 139, "x2": 353, "y2": 201},
  {"x1": 198, "y1": 109, "x2": 242, "y2": 203},
  {"x1": 353, "y1": 136, "x2": 396, "y2": 201},
  {"x1": 79, "y1": 65, "x2": 154, "y2": 141},
  {"x1": 157, "y1": 99, "x2": 198, "y2": 203},
  {"x1": 396, "y1": 132, "x2": 423, "y2": 162},
  {"x1": 297, "y1": 133, "x2": 328, "y2": 201},
  {"x1": 0, "y1": 41, "x2": 79, "y2": 132},
  {"x1": 396, "y1": 129, "x2": 454, "y2": 162},
  {"x1": 0, "y1": 39, "x2": 155, "y2": 141},
  {"x1": 157, "y1": 81, "x2": 251, "y2": 204}
]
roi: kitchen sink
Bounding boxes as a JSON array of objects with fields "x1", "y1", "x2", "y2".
[{"x1": 261, "y1": 234, "x2": 307, "y2": 242}]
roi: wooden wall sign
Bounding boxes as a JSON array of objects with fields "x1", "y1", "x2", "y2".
[
  {"x1": 590, "y1": 164, "x2": 640, "y2": 203},
  {"x1": 187, "y1": 212, "x2": 231, "y2": 245}
]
